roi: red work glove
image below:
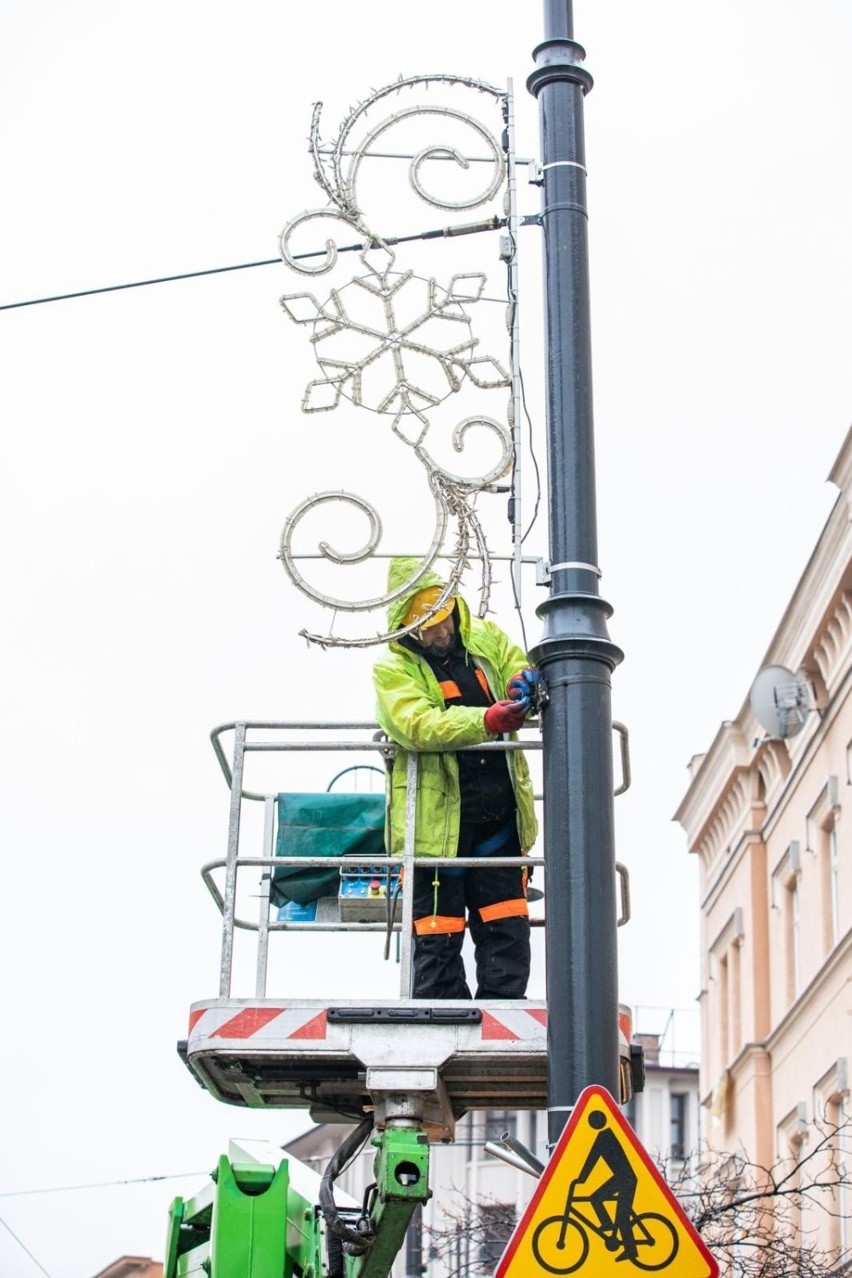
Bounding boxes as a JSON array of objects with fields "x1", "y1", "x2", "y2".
[{"x1": 484, "y1": 699, "x2": 528, "y2": 735}]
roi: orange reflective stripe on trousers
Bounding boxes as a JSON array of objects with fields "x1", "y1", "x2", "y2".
[
  {"x1": 414, "y1": 914, "x2": 466, "y2": 935},
  {"x1": 478, "y1": 897, "x2": 529, "y2": 924}
]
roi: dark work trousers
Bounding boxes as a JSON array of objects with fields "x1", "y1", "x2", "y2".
[{"x1": 411, "y1": 816, "x2": 530, "y2": 999}]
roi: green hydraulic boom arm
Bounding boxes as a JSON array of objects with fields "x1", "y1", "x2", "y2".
[
  {"x1": 349, "y1": 1126, "x2": 431, "y2": 1278},
  {"x1": 163, "y1": 1126, "x2": 430, "y2": 1278}
]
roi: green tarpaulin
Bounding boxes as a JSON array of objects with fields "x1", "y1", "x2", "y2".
[{"x1": 271, "y1": 791, "x2": 386, "y2": 906}]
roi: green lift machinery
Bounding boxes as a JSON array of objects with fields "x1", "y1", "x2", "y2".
[{"x1": 163, "y1": 1130, "x2": 429, "y2": 1278}]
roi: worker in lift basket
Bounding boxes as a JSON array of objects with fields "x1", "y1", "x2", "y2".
[{"x1": 373, "y1": 556, "x2": 540, "y2": 1000}]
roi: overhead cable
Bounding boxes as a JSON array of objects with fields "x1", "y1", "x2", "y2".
[
  {"x1": 0, "y1": 1213, "x2": 53, "y2": 1278},
  {"x1": 0, "y1": 1170, "x2": 205, "y2": 1198},
  {"x1": 0, "y1": 216, "x2": 506, "y2": 312}
]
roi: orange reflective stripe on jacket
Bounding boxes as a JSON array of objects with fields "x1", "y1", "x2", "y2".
[
  {"x1": 478, "y1": 897, "x2": 529, "y2": 924},
  {"x1": 414, "y1": 915, "x2": 466, "y2": 935},
  {"x1": 475, "y1": 668, "x2": 492, "y2": 699},
  {"x1": 438, "y1": 669, "x2": 492, "y2": 703}
]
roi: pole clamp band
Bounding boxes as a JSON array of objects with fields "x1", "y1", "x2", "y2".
[
  {"x1": 542, "y1": 160, "x2": 588, "y2": 175},
  {"x1": 550, "y1": 560, "x2": 602, "y2": 577},
  {"x1": 540, "y1": 201, "x2": 588, "y2": 220}
]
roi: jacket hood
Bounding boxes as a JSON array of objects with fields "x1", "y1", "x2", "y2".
[{"x1": 385, "y1": 556, "x2": 471, "y2": 642}]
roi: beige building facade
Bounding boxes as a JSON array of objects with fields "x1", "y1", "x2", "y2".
[{"x1": 676, "y1": 427, "x2": 852, "y2": 1256}]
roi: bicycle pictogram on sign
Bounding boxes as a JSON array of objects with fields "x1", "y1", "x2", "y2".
[
  {"x1": 532, "y1": 1107, "x2": 679, "y2": 1270},
  {"x1": 494, "y1": 1086, "x2": 718, "y2": 1278}
]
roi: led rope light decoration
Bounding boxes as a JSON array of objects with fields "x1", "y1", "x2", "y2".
[{"x1": 277, "y1": 74, "x2": 514, "y2": 647}]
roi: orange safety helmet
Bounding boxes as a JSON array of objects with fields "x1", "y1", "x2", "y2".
[{"x1": 403, "y1": 585, "x2": 455, "y2": 630}]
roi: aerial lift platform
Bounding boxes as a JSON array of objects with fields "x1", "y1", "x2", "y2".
[{"x1": 180, "y1": 719, "x2": 637, "y2": 1137}]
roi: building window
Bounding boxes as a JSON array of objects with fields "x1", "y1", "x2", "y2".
[
  {"x1": 822, "y1": 1091, "x2": 848, "y2": 1255},
  {"x1": 450, "y1": 1221, "x2": 470, "y2": 1276},
  {"x1": 483, "y1": 1110, "x2": 517, "y2": 1144},
  {"x1": 477, "y1": 1203, "x2": 516, "y2": 1273},
  {"x1": 813, "y1": 1058, "x2": 850, "y2": 1256},
  {"x1": 815, "y1": 815, "x2": 841, "y2": 955},
  {"x1": 828, "y1": 822, "x2": 840, "y2": 948},
  {"x1": 840, "y1": 1094, "x2": 850, "y2": 1256},
  {"x1": 718, "y1": 953, "x2": 730, "y2": 1062},
  {"x1": 730, "y1": 937, "x2": 742, "y2": 1054},
  {"x1": 776, "y1": 1102, "x2": 808, "y2": 1242},
  {"x1": 786, "y1": 877, "x2": 801, "y2": 1000},
  {"x1": 670, "y1": 1092, "x2": 687, "y2": 1161},
  {"x1": 708, "y1": 907, "x2": 745, "y2": 1081},
  {"x1": 772, "y1": 841, "x2": 802, "y2": 1006},
  {"x1": 807, "y1": 778, "x2": 840, "y2": 958}
]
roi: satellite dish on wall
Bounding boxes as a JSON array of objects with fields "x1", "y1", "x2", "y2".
[{"x1": 749, "y1": 665, "x2": 812, "y2": 740}]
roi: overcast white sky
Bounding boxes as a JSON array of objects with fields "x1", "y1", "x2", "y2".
[{"x1": 2, "y1": 2, "x2": 851, "y2": 1274}]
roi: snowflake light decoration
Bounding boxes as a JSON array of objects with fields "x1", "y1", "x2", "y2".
[{"x1": 280, "y1": 268, "x2": 509, "y2": 446}]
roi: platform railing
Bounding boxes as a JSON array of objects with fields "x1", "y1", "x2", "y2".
[{"x1": 203, "y1": 720, "x2": 544, "y2": 998}]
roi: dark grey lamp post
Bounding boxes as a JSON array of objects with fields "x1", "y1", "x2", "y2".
[{"x1": 527, "y1": 0, "x2": 624, "y2": 1147}]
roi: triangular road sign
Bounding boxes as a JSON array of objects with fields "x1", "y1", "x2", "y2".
[{"x1": 495, "y1": 1085, "x2": 718, "y2": 1277}]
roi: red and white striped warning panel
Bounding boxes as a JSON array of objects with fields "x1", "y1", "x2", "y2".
[
  {"x1": 189, "y1": 1005, "x2": 328, "y2": 1042},
  {"x1": 188, "y1": 1002, "x2": 549, "y2": 1047},
  {"x1": 479, "y1": 1008, "x2": 547, "y2": 1042}
]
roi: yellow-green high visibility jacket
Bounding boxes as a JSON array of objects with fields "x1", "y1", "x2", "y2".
[{"x1": 373, "y1": 557, "x2": 539, "y2": 860}]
